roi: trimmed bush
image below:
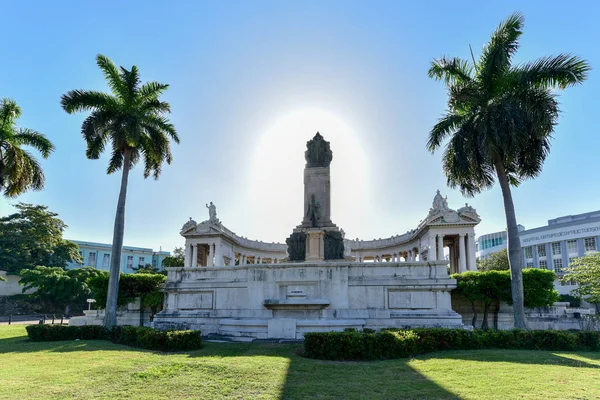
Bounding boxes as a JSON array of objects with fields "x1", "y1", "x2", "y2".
[
  {"x1": 26, "y1": 324, "x2": 203, "y2": 352},
  {"x1": 304, "y1": 328, "x2": 600, "y2": 361}
]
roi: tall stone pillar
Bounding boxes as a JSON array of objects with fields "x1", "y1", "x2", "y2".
[
  {"x1": 437, "y1": 235, "x2": 444, "y2": 260},
  {"x1": 458, "y1": 234, "x2": 467, "y2": 273},
  {"x1": 467, "y1": 233, "x2": 477, "y2": 271},
  {"x1": 208, "y1": 244, "x2": 214, "y2": 267},
  {"x1": 215, "y1": 244, "x2": 222, "y2": 266},
  {"x1": 429, "y1": 235, "x2": 437, "y2": 261},
  {"x1": 191, "y1": 244, "x2": 198, "y2": 267},
  {"x1": 184, "y1": 243, "x2": 192, "y2": 267}
]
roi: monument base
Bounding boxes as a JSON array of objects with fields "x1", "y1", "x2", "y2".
[{"x1": 152, "y1": 261, "x2": 464, "y2": 340}]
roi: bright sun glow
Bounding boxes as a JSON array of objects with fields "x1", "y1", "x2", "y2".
[{"x1": 233, "y1": 109, "x2": 372, "y2": 242}]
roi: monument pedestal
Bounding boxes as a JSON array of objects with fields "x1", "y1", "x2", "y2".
[{"x1": 305, "y1": 229, "x2": 325, "y2": 262}]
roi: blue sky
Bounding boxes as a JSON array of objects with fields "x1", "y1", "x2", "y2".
[{"x1": 1, "y1": 1, "x2": 598, "y2": 252}]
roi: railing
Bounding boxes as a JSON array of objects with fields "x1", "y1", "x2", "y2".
[{"x1": 0, "y1": 314, "x2": 68, "y2": 325}]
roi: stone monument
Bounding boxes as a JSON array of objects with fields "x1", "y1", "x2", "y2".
[
  {"x1": 287, "y1": 132, "x2": 344, "y2": 261},
  {"x1": 153, "y1": 132, "x2": 481, "y2": 340}
]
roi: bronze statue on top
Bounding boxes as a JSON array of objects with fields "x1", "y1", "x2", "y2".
[{"x1": 305, "y1": 132, "x2": 333, "y2": 168}]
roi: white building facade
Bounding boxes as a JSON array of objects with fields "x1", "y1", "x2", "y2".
[
  {"x1": 475, "y1": 210, "x2": 600, "y2": 294},
  {"x1": 66, "y1": 240, "x2": 170, "y2": 273}
]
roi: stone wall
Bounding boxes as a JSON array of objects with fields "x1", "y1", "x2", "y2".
[{"x1": 153, "y1": 261, "x2": 463, "y2": 339}]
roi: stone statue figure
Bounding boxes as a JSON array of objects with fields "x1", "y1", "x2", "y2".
[
  {"x1": 306, "y1": 194, "x2": 321, "y2": 228},
  {"x1": 428, "y1": 190, "x2": 460, "y2": 223},
  {"x1": 206, "y1": 201, "x2": 219, "y2": 223},
  {"x1": 324, "y1": 230, "x2": 344, "y2": 260},
  {"x1": 286, "y1": 232, "x2": 307, "y2": 261},
  {"x1": 431, "y1": 190, "x2": 449, "y2": 212},
  {"x1": 181, "y1": 217, "x2": 197, "y2": 232},
  {"x1": 305, "y1": 132, "x2": 333, "y2": 168},
  {"x1": 458, "y1": 203, "x2": 480, "y2": 217}
]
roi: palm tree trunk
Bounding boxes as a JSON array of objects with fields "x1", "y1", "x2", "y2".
[
  {"x1": 103, "y1": 148, "x2": 131, "y2": 328},
  {"x1": 494, "y1": 158, "x2": 527, "y2": 329}
]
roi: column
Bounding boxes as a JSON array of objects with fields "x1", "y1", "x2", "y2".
[
  {"x1": 467, "y1": 233, "x2": 477, "y2": 271},
  {"x1": 407, "y1": 250, "x2": 412, "y2": 262},
  {"x1": 191, "y1": 244, "x2": 198, "y2": 267},
  {"x1": 437, "y1": 234, "x2": 444, "y2": 260},
  {"x1": 458, "y1": 234, "x2": 467, "y2": 272},
  {"x1": 429, "y1": 235, "x2": 437, "y2": 261},
  {"x1": 215, "y1": 244, "x2": 222, "y2": 266},
  {"x1": 208, "y1": 243, "x2": 214, "y2": 267},
  {"x1": 184, "y1": 243, "x2": 191, "y2": 267}
]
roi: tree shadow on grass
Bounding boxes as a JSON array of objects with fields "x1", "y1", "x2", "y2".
[
  {"x1": 3, "y1": 332, "x2": 599, "y2": 400},
  {"x1": 421, "y1": 349, "x2": 600, "y2": 369}
]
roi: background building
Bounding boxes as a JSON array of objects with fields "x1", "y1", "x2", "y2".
[
  {"x1": 476, "y1": 225, "x2": 525, "y2": 259},
  {"x1": 476, "y1": 210, "x2": 600, "y2": 295},
  {"x1": 66, "y1": 240, "x2": 170, "y2": 273}
]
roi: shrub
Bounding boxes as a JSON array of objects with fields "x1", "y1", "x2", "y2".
[
  {"x1": 26, "y1": 324, "x2": 203, "y2": 352},
  {"x1": 304, "y1": 328, "x2": 600, "y2": 361},
  {"x1": 558, "y1": 294, "x2": 582, "y2": 308}
]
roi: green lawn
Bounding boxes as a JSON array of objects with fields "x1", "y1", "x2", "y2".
[{"x1": 1, "y1": 326, "x2": 600, "y2": 399}]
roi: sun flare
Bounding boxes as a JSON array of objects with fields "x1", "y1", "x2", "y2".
[{"x1": 237, "y1": 108, "x2": 371, "y2": 241}]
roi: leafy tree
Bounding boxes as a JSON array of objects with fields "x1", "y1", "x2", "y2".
[
  {"x1": 61, "y1": 54, "x2": 178, "y2": 327},
  {"x1": 453, "y1": 271, "x2": 511, "y2": 329},
  {"x1": 521, "y1": 268, "x2": 559, "y2": 307},
  {"x1": 162, "y1": 246, "x2": 184, "y2": 267},
  {"x1": 562, "y1": 252, "x2": 600, "y2": 305},
  {"x1": 428, "y1": 13, "x2": 589, "y2": 328},
  {"x1": 0, "y1": 98, "x2": 55, "y2": 197},
  {"x1": 132, "y1": 263, "x2": 161, "y2": 274},
  {"x1": 477, "y1": 249, "x2": 510, "y2": 271},
  {"x1": 453, "y1": 269, "x2": 558, "y2": 329},
  {"x1": 87, "y1": 272, "x2": 166, "y2": 318},
  {"x1": 19, "y1": 266, "x2": 104, "y2": 316},
  {"x1": 0, "y1": 203, "x2": 81, "y2": 274}
]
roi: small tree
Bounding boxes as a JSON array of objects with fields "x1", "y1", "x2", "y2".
[
  {"x1": 87, "y1": 272, "x2": 166, "y2": 319},
  {"x1": 522, "y1": 268, "x2": 559, "y2": 307},
  {"x1": 562, "y1": 252, "x2": 600, "y2": 306},
  {"x1": 0, "y1": 203, "x2": 82, "y2": 274},
  {"x1": 19, "y1": 266, "x2": 104, "y2": 316},
  {"x1": 477, "y1": 249, "x2": 510, "y2": 271},
  {"x1": 162, "y1": 246, "x2": 184, "y2": 267}
]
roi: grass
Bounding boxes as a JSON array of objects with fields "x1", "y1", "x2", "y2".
[{"x1": 1, "y1": 325, "x2": 600, "y2": 399}]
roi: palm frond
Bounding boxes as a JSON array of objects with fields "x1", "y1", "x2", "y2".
[
  {"x1": 13, "y1": 129, "x2": 55, "y2": 158},
  {"x1": 428, "y1": 57, "x2": 473, "y2": 85},
  {"x1": 60, "y1": 90, "x2": 118, "y2": 114},
  {"x1": 139, "y1": 81, "x2": 169, "y2": 102},
  {"x1": 0, "y1": 98, "x2": 21, "y2": 127},
  {"x1": 478, "y1": 12, "x2": 524, "y2": 93},
  {"x1": 96, "y1": 54, "x2": 128, "y2": 99},
  {"x1": 106, "y1": 147, "x2": 124, "y2": 174},
  {"x1": 512, "y1": 54, "x2": 590, "y2": 89},
  {"x1": 427, "y1": 113, "x2": 466, "y2": 152},
  {"x1": 1, "y1": 146, "x2": 45, "y2": 197},
  {"x1": 121, "y1": 65, "x2": 141, "y2": 97}
]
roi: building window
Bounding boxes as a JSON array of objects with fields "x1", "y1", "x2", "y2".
[
  {"x1": 127, "y1": 256, "x2": 133, "y2": 268},
  {"x1": 88, "y1": 252, "x2": 96, "y2": 266},
  {"x1": 553, "y1": 258, "x2": 563, "y2": 273},
  {"x1": 537, "y1": 245, "x2": 546, "y2": 258},
  {"x1": 539, "y1": 260, "x2": 547, "y2": 269},
  {"x1": 567, "y1": 240, "x2": 578, "y2": 255},
  {"x1": 524, "y1": 247, "x2": 533, "y2": 259},
  {"x1": 526, "y1": 262, "x2": 534, "y2": 268},
  {"x1": 584, "y1": 237, "x2": 597, "y2": 252},
  {"x1": 551, "y1": 242, "x2": 562, "y2": 256},
  {"x1": 103, "y1": 254, "x2": 110, "y2": 268},
  {"x1": 569, "y1": 257, "x2": 577, "y2": 267},
  {"x1": 138, "y1": 257, "x2": 145, "y2": 267}
]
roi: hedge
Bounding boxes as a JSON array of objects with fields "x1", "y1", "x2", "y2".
[
  {"x1": 25, "y1": 325, "x2": 203, "y2": 352},
  {"x1": 303, "y1": 328, "x2": 600, "y2": 361}
]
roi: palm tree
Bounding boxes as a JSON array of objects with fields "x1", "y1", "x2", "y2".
[
  {"x1": 61, "y1": 54, "x2": 178, "y2": 327},
  {"x1": 0, "y1": 98, "x2": 54, "y2": 197},
  {"x1": 427, "y1": 13, "x2": 589, "y2": 329}
]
